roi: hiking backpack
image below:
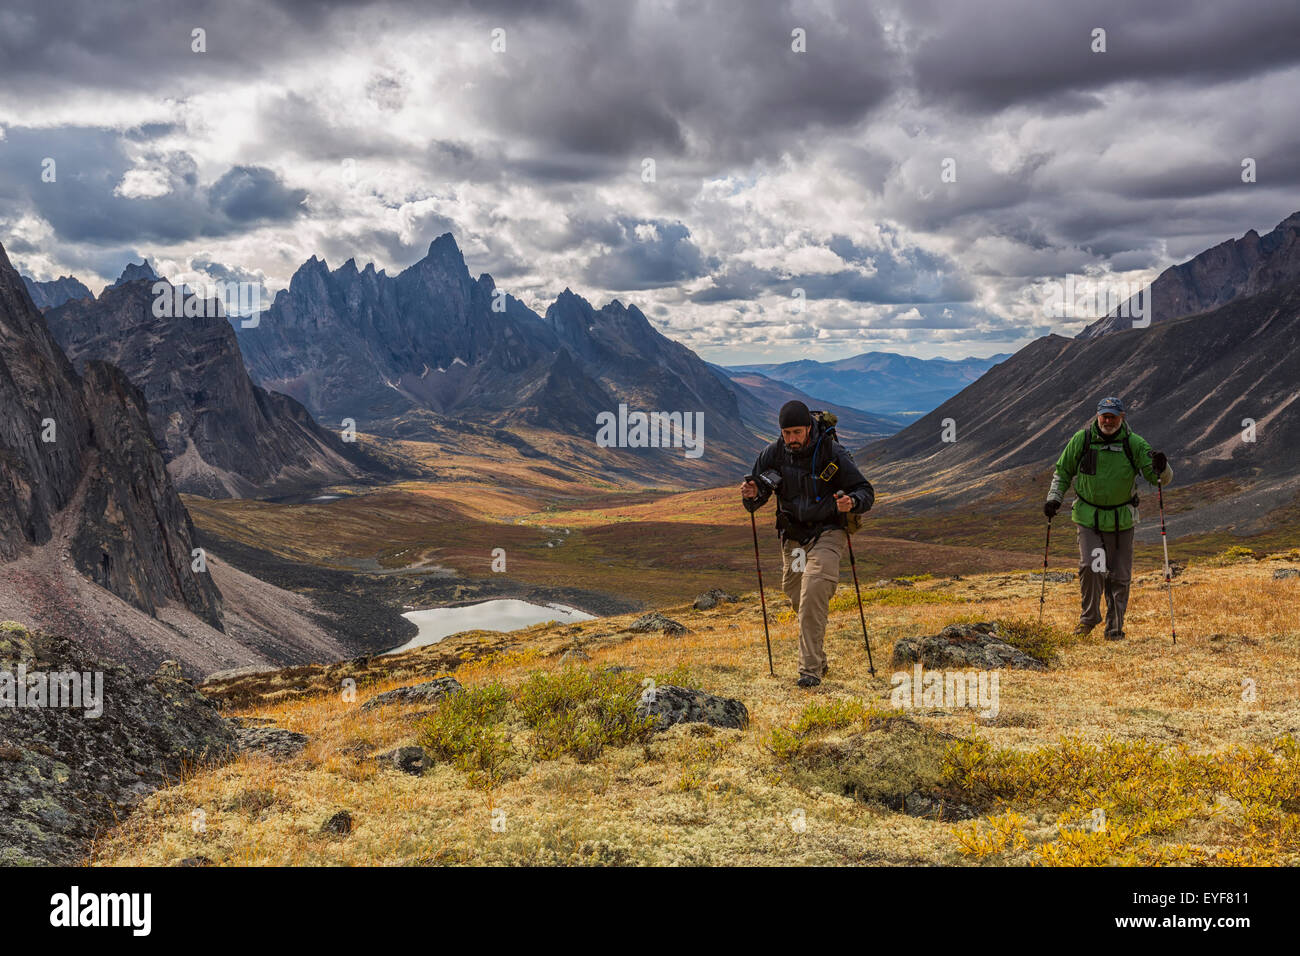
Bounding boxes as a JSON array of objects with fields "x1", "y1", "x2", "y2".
[{"x1": 809, "y1": 410, "x2": 864, "y2": 534}]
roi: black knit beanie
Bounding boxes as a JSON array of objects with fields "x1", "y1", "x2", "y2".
[{"x1": 778, "y1": 400, "x2": 812, "y2": 429}]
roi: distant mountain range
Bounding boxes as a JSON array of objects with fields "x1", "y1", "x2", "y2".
[
  {"x1": 234, "y1": 234, "x2": 762, "y2": 481},
  {"x1": 43, "y1": 270, "x2": 405, "y2": 498},
  {"x1": 863, "y1": 210, "x2": 1300, "y2": 537},
  {"x1": 1079, "y1": 211, "x2": 1300, "y2": 338},
  {"x1": 728, "y1": 352, "x2": 1010, "y2": 418},
  {"x1": 709, "y1": 363, "x2": 904, "y2": 446},
  {"x1": 18, "y1": 236, "x2": 923, "y2": 489}
]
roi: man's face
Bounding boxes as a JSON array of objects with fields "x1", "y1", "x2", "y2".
[
  {"x1": 782, "y1": 425, "x2": 810, "y2": 450},
  {"x1": 1097, "y1": 412, "x2": 1124, "y2": 434}
]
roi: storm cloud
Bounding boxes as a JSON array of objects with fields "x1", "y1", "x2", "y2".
[{"x1": 1, "y1": 0, "x2": 1297, "y2": 362}]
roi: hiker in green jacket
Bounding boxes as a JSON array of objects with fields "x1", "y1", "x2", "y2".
[{"x1": 1043, "y1": 397, "x2": 1172, "y2": 640}]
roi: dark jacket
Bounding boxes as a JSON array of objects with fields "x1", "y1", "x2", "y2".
[{"x1": 743, "y1": 422, "x2": 874, "y2": 545}]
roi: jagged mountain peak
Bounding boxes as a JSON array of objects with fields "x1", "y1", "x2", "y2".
[
  {"x1": 426, "y1": 231, "x2": 463, "y2": 258},
  {"x1": 112, "y1": 259, "x2": 158, "y2": 287},
  {"x1": 21, "y1": 273, "x2": 94, "y2": 310},
  {"x1": 1079, "y1": 209, "x2": 1300, "y2": 338},
  {"x1": 234, "y1": 232, "x2": 757, "y2": 480},
  {"x1": 400, "y1": 232, "x2": 470, "y2": 284}
]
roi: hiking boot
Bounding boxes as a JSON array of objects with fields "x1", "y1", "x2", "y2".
[
  {"x1": 821, "y1": 662, "x2": 830, "y2": 678},
  {"x1": 1104, "y1": 631, "x2": 1125, "y2": 641},
  {"x1": 796, "y1": 675, "x2": 821, "y2": 688},
  {"x1": 1074, "y1": 622, "x2": 1099, "y2": 636}
]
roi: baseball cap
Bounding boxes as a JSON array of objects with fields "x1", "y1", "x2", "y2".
[{"x1": 1097, "y1": 396, "x2": 1125, "y2": 415}]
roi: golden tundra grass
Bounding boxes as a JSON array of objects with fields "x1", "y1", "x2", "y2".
[
  {"x1": 186, "y1": 478, "x2": 1048, "y2": 608},
  {"x1": 89, "y1": 556, "x2": 1300, "y2": 866}
]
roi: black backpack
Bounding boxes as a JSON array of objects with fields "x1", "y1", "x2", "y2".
[{"x1": 809, "y1": 411, "x2": 862, "y2": 534}]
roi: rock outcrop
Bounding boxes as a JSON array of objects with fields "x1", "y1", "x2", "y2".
[
  {"x1": 361, "y1": 676, "x2": 464, "y2": 711},
  {"x1": 891, "y1": 622, "x2": 1049, "y2": 671},
  {"x1": 628, "y1": 612, "x2": 689, "y2": 635},
  {"x1": 234, "y1": 726, "x2": 310, "y2": 760},
  {"x1": 0, "y1": 623, "x2": 237, "y2": 865},
  {"x1": 636, "y1": 684, "x2": 749, "y2": 732},
  {"x1": 376, "y1": 746, "x2": 430, "y2": 775},
  {"x1": 693, "y1": 588, "x2": 738, "y2": 610}
]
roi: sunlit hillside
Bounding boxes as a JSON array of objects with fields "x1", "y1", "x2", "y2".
[{"x1": 90, "y1": 552, "x2": 1300, "y2": 866}]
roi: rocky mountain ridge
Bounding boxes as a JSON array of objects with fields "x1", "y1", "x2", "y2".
[{"x1": 44, "y1": 271, "x2": 402, "y2": 498}]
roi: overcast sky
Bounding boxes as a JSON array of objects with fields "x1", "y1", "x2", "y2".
[{"x1": 2, "y1": 0, "x2": 1298, "y2": 364}]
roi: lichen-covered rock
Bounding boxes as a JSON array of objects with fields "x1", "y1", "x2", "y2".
[
  {"x1": 891, "y1": 622, "x2": 1048, "y2": 671},
  {"x1": 235, "y1": 726, "x2": 309, "y2": 760},
  {"x1": 320, "y1": 810, "x2": 353, "y2": 835},
  {"x1": 360, "y1": 676, "x2": 463, "y2": 711},
  {"x1": 1273, "y1": 568, "x2": 1300, "y2": 580},
  {"x1": 154, "y1": 660, "x2": 185, "y2": 680},
  {"x1": 628, "y1": 612, "x2": 688, "y2": 636},
  {"x1": 376, "y1": 746, "x2": 429, "y2": 775},
  {"x1": 0, "y1": 625, "x2": 237, "y2": 866},
  {"x1": 693, "y1": 589, "x2": 738, "y2": 611},
  {"x1": 559, "y1": 648, "x2": 591, "y2": 665},
  {"x1": 635, "y1": 685, "x2": 748, "y2": 732},
  {"x1": 903, "y1": 791, "x2": 979, "y2": 821},
  {"x1": 1025, "y1": 571, "x2": 1074, "y2": 583}
]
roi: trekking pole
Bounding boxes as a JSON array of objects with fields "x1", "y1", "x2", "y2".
[
  {"x1": 1038, "y1": 517, "x2": 1052, "y2": 624},
  {"x1": 842, "y1": 527, "x2": 877, "y2": 678},
  {"x1": 746, "y1": 500, "x2": 775, "y2": 676},
  {"x1": 1156, "y1": 478, "x2": 1177, "y2": 645}
]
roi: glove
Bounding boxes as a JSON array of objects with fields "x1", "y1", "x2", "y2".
[
  {"x1": 1043, "y1": 500, "x2": 1061, "y2": 519},
  {"x1": 1151, "y1": 451, "x2": 1168, "y2": 474}
]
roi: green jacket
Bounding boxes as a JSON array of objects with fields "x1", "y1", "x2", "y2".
[{"x1": 1047, "y1": 421, "x2": 1172, "y2": 532}]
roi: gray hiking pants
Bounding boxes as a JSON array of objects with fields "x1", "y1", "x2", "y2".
[{"x1": 1076, "y1": 524, "x2": 1134, "y2": 638}]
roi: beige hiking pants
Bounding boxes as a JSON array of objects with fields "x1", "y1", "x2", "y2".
[{"x1": 781, "y1": 532, "x2": 845, "y2": 680}]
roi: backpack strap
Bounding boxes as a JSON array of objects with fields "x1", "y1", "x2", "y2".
[
  {"x1": 1085, "y1": 424, "x2": 1140, "y2": 474},
  {"x1": 1119, "y1": 426, "x2": 1139, "y2": 474}
]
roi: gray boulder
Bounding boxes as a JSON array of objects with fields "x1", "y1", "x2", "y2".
[
  {"x1": 628, "y1": 612, "x2": 688, "y2": 636},
  {"x1": 635, "y1": 685, "x2": 748, "y2": 732},
  {"x1": 891, "y1": 622, "x2": 1048, "y2": 671},
  {"x1": 361, "y1": 676, "x2": 463, "y2": 711},
  {"x1": 1273, "y1": 568, "x2": 1300, "y2": 580},
  {"x1": 235, "y1": 727, "x2": 309, "y2": 760},
  {"x1": 376, "y1": 746, "x2": 430, "y2": 775},
  {"x1": 693, "y1": 588, "x2": 738, "y2": 611}
]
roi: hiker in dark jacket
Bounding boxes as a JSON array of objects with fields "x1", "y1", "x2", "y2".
[
  {"x1": 1043, "y1": 396, "x2": 1172, "y2": 640},
  {"x1": 742, "y1": 400, "x2": 874, "y2": 687}
]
